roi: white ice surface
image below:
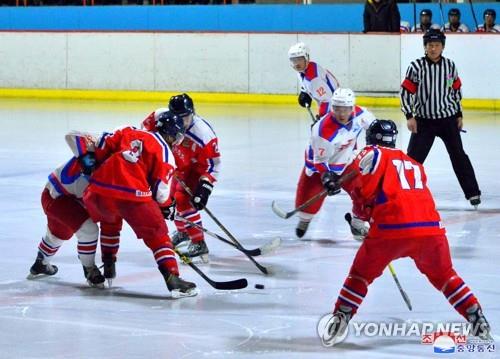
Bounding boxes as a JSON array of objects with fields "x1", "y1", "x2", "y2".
[{"x1": 0, "y1": 100, "x2": 498, "y2": 358}]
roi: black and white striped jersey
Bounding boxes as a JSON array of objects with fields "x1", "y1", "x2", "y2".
[{"x1": 400, "y1": 56, "x2": 463, "y2": 120}]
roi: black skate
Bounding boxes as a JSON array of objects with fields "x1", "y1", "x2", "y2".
[
  {"x1": 172, "y1": 231, "x2": 190, "y2": 249},
  {"x1": 102, "y1": 255, "x2": 116, "y2": 287},
  {"x1": 466, "y1": 303, "x2": 491, "y2": 340},
  {"x1": 320, "y1": 305, "x2": 352, "y2": 347},
  {"x1": 295, "y1": 220, "x2": 310, "y2": 238},
  {"x1": 186, "y1": 240, "x2": 209, "y2": 263},
  {"x1": 83, "y1": 265, "x2": 106, "y2": 289},
  {"x1": 469, "y1": 195, "x2": 481, "y2": 210},
  {"x1": 159, "y1": 267, "x2": 198, "y2": 299},
  {"x1": 27, "y1": 252, "x2": 58, "y2": 279}
]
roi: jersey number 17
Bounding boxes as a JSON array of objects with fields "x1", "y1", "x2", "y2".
[{"x1": 392, "y1": 159, "x2": 423, "y2": 190}]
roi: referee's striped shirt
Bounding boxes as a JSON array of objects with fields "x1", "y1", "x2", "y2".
[{"x1": 400, "y1": 56, "x2": 463, "y2": 120}]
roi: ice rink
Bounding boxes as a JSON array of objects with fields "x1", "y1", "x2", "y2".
[{"x1": 0, "y1": 99, "x2": 498, "y2": 358}]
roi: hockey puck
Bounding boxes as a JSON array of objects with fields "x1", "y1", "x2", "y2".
[{"x1": 254, "y1": 284, "x2": 265, "y2": 289}]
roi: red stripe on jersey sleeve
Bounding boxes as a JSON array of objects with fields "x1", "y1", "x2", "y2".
[{"x1": 401, "y1": 78, "x2": 418, "y2": 94}]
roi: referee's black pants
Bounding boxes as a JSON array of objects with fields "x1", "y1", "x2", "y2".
[{"x1": 407, "y1": 115, "x2": 480, "y2": 200}]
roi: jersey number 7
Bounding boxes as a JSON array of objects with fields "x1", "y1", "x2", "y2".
[{"x1": 392, "y1": 159, "x2": 423, "y2": 190}]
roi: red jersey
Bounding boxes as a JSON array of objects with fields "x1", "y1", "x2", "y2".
[
  {"x1": 352, "y1": 145, "x2": 445, "y2": 239},
  {"x1": 142, "y1": 109, "x2": 221, "y2": 184},
  {"x1": 66, "y1": 127, "x2": 174, "y2": 204}
]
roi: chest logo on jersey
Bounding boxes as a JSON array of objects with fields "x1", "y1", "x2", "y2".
[
  {"x1": 338, "y1": 139, "x2": 355, "y2": 151},
  {"x1": 122, "y1": 140, "x2": 143, "y2": 163}
]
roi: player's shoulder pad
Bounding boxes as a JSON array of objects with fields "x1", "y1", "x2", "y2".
[
  {"x1": 186, "y1": 115, "x2": 217, "y2": 147},
  {"x1": 357, "y1": 146, "x2": 382, "y2": 175}
]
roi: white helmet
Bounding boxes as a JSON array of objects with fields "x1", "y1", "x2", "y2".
[
  {"x1": 288, "y1": 42, "x2": 310, "y2": 61},
  {"x1": 331, "y1": 88, "x2": 355, "y2": 108}
]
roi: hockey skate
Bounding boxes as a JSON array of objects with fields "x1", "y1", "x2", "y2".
[
  {"x1": 27, "y1": 252, "x2": 58, "y2": 279},
  {"x1": 186, "y1": 240, "x2": 209, "y2": 264},
  {"x1": 83, "y1": 265, "x2": 106, "y2": 289},
  {"x1": 320, "y1": 305, "x2": 352, "y2": 347},
  {"x1": 102, "y1": 255, "x2": 116, "y2": 287},
  {"x1": 295, "y1": 220, "x2": 310, "y2": 238},
  {"x1": 345, "y1": 213, "x2": 369, "y2": 241},
  {"x1": 469, "y1": 195, "x2": 481, "y2": 210},
  {"x1": 466, "y1": 304, "x2": 491, "y2": 340},
  {"x1": 159, "y1": 267, "x2": 198, "y2": 299},
  {"x1": 171, "y1": 231, "x2": 190, "y2": 249}
]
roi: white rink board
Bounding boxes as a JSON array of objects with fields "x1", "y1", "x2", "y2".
[{"x1": 0, "y1": 32, "x2": 498, "y2": 98}]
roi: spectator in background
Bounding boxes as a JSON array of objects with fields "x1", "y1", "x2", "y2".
[
  {"x1": 443, "y1": 8, "x2": 469, "y2": 33},
  {"x1": 363, "y1": 0, "x2": 401, "y2": 33},
  {"x1": 412, "y1": 9, "x2": 440, "y2": 32},
  {"x1": 400, "y1": 20, "x2": 411, "y2": 32},
  {"x1": 477, "y1": 9, "x2": 500, "y2": 33}
]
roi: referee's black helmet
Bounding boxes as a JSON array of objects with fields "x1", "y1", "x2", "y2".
[{"x1": 423, "y1": 29, "x2": 446, "y2": 46}]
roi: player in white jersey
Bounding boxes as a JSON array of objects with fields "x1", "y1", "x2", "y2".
[
  {"x1": 477, "y1": 9, "x2": 500, "y2": 33},
  {"x1": 412, "y1": 9, "x2": 441, "y2": 33},
  {"x1": 288, "y1": 42, "x2": 340, "y2": 119},
  {"x1": 27, "y1": 133, "x2": 106, "y2": 288},
  {"x1": 442, "y1": 8, "x2": 469, "y2": 33},
  {"x1": 294, "y1": 88, "x2": 376, "y2": 239}
]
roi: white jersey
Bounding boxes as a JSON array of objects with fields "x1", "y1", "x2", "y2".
[
  {"x1": 305, "y1": 105, "x2": 375, "y2": 176},
  {"x1": 477, "y1": 23, "x2": 500, "y2": 33},
  {"x1": 412, "y1": 23, "x2": 441, "y2": 32},
  {"x1": 45, "y1": 157, "x2": 89, "y2": 199},
  {"x1": 442, "y1": 22, "x2": 469, "y2": 32},
  {"x1": 298, "y1": 61, "x2": 340, "y2": 117}
]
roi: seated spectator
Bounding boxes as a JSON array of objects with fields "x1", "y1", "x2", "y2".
[
  {"x1": 477, "y1": 9, "x2": 500, "y2": 33},
  {"x1": 400, "y1": 20, "x2": 410, "y2": 32},
  {"x1": 443, "y1": 8, "x2": 469, "y2": 33},
  {"x1": 363, "y1": 0, "x2": 401, "y2": 33},
  {"x1": 411, "y1": 9, "x2": 440, "y2": 32}
]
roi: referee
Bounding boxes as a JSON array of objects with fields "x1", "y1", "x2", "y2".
[{"x1": 400, "y1": 29, "x2": 481, "y2": 208}]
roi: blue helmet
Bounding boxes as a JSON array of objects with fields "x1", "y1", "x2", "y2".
[{"x1": 156, "y1": 111, "x2": 185, "y2": 138}]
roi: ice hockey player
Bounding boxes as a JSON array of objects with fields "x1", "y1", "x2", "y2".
[
  {"x1": 288, "y1": 42, "x2": 340, "y2": 120},
  {"x1": 70, "y1": 112, "x2": 198, "y2": 298},
  {"x1": 442, "y1": 8, "x2": 469, "y2": 33},
  {"x1": 294, "y1": 88, "x2": 375, "y2": 239},
  {"x1": 477, "y1": 9, "x2": 500, "y2": 33},
  {"x1": 319, "y1": 119, "x2": 490, "y2": 346},
  {"x1": 142, "y1": 93, "x2": 220, "y2": 263},
  {"x1": 27, "y1": 146, "x2": 106, "y2": 288},
  {"x1": 412, "y1": 9, "x2": 440, "y2": 33}
]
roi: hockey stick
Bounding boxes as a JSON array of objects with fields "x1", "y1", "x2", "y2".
[
  {"x1": 343, "y1": 213, "x2": 412, "y2": 310},
  {"x1": 438, "y1": 0, "x2": 445, "y2": 29},
  {"x1": 175, "y1": 215, "x2": 281, "y2": 257},
  {"x1": 412, "y1": 0, "x2": 417, "y2": 32},
  {"x1": 468, "y1": 0, "x2": 479, "y2": 31},
  {"x1": 306, "y1": 105, "x2": 318, "y2": 124},
  {"x1": 175, "y1": 248, "x2": 248, "y2": 290},
  {"x1": 175, "y1": 176, "x2": 270, "y2": 275},
  {"x1": 271, "y1": 170, "x2": 356, "y2": 220}
]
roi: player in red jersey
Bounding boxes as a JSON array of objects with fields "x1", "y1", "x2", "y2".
[
  {"x1": 74, "y1": 112, "x2": 197, "y2": 298},
  {"x1": 142, "y1": 93, "x2": 220, "y2": 263},
  {"x1": 319, "y1": 119, "x2": 490, "y2": 346}
]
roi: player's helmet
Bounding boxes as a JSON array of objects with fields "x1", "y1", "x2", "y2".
[
  {"x1": 156, "y1": 111, "x2": 185, "y2": 139},
  {"x1": 169, "y1": 93, "x2": 194, "y2": 117},
  {"x1": 420, "y1": 9, "x2": 432, "y2": 18},
  {"x1": 484, "y1": 9, "x2": 496, "y2": 20},
  {"x1": 330, "y1": 88, "x2": 355, "y2": 108},
  {"x1": 448, "y1": 8, "x2": 460, "y2": 17},
  {"x1": 366, "y1": 119, "x2": 398, "y2": 148},
  {"x1": 288, "y1": 42, "x2": 310, "y2": 61},
  {"x1": 423, "y1": 28, "x2": 446, "y2": 46}
]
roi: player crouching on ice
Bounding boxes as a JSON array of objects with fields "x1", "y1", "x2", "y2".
[
  {"x1": 142, "y1": 93, "x2": 221, "y2": 263},
  {"x1": 318, "y1": 119, "x2": 490, "y2": 346},
  {"x1": 28, "y1": 147, "x2": 106, "y2": 288}
]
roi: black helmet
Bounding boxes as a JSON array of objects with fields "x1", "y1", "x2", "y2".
[
  {"x1": 156, "y1": 111, "x2": 185, "y2": 139},
  {"x1": 168, "y1": 93, "x2": 194, "y2": 117},
  {"x1": 448, "y1": 8, "x2": 460, "y2": 17},
  {"x1": 420, "y1": 9, "x2": 432, "y2": 17},
  {"x1": 484, "y1": 9, "x2": 496, "y2": 19},
  {"x1": 423, "y1": 28, "x2": 446, "y2": 46},
  {"x1": 366, "y1": 119, "x2": 398, "y2": 148}
]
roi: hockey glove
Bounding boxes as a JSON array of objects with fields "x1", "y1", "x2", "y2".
[
  {"x1": 192, "y1": 180, "x2": 214, "y2": 210},
  {"x1": 161, "y1": 199, "x2": 176, "y2": 221},
  {"x1": 298, "y1": 91, "x2": 312, "y2": 108},
  {"x1": 78, "y1": 152, "x2": 96, "y2": 175},
  {"x1": 321, "y1": 171, "x2": 341, "y2": 196}
]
